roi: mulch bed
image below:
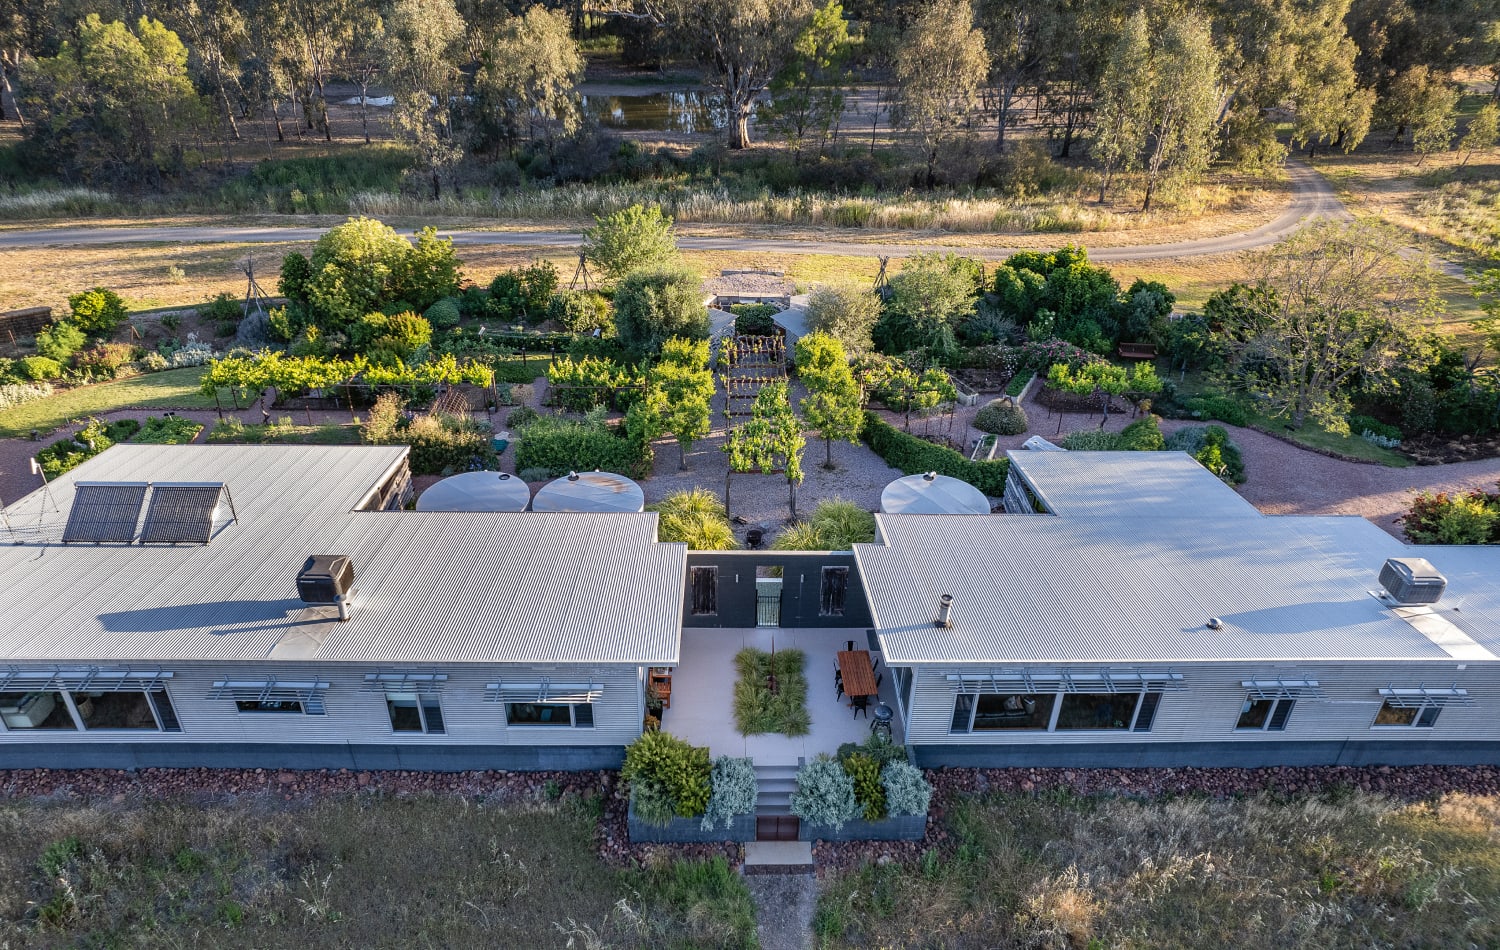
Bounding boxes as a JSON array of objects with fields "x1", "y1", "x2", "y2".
[{"x1": 1401, "y1": 432, "x2": 1500, "y2": 466}]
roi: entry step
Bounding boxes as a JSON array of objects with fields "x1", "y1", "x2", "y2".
[{"x1": 743, "y1": 840, "x2": 813, "y2": 873}]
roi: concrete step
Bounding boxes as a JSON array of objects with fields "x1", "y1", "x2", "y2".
[{"x1": 743, "y1": 840, "x2": 813, "y2": 874}]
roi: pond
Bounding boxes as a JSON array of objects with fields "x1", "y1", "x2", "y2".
[{"x1": 579, "y1": 90, "x2": 731, "y2": 134}]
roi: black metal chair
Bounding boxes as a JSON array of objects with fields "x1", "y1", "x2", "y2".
[
  {"x1": 746, "y1": 528, "x2": 764, "y2": 549},
  {"x1": 851, "y1": 695, "x2": 870, "y2": 719},
  {"x1": 834, "y1": 669, "x2": 844, "y2": 700},
  {"x1": 875, "y1": 673, "x2": 883, "y2": 690}
]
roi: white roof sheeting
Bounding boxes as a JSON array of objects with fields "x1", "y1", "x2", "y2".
[
  {"x1": 0, "y1": 446, "x2": 685, "y2": 665},
  {"x1": 1006, "y1": 450, "x2": 1263, "y2": 519},
  {"x1": 855, "y1": 512, "x2": 1500, "y2": 665}
]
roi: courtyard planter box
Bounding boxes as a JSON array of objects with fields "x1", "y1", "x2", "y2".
[
  {"x1": 798, "y1": 813, "x2": 927, "y2": 842},
  {"x1": 626, "y1": 800, "x2": 756, "y2": 843}
]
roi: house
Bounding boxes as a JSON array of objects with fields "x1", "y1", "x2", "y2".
[
  {"x1": 3, "y1": 444, "x2": 1498, "y2": 771},
  {"x1": 855, "y1": 452, "x2": 1500, "y2": 768},
  {"x1": 0, "y1": 445, "x2": 684, "y2": 770}
]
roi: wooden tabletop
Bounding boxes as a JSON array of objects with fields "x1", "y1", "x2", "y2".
[{"x1": 837, "y1": 650, "x2": 878, "y2": 699}]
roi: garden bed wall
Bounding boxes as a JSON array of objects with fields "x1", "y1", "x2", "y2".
[
  {"x1": 626, "y1": 800, "x2": 757, "y2": 843},
  {"x1": 799, "y1": 814, "x2": 927, "y2": 842}
]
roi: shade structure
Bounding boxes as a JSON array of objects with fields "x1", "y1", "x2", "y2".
[
  {"x1": 880, "y1": 472, "x2": 989, "y2": 515},
  {"x1": 415, "y1": 471, "x2": 531, "y2": 512},
  {"x1": 532, "y1": 471, "x2": 645, "y2": 513}
]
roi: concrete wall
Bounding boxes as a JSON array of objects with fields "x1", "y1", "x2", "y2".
[
  {"x1": 682, "y1": 551, "x2": 872, "y2": 629},
  {"x1": 799, "y1": 814, "x2": 927, "y2": 842},
  {"x1": 0, "y1": 742, "x2": 624, "y2": 771},
  {"x1": 898, "y1": 659, "x2": 1500, "y2": 767}
]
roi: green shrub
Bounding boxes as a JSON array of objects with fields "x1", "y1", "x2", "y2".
[
  {"x1": 701, "y1": 756, "x2": 758, "y2": 831},
  {"x1": 790, "y1": 755, "x2": 860, "y2": 831},
  {"x1": 1165, "y1": 425, "x2": 1246, "y2": 484},
  {"x1": 881, "y1": 761, "x2": 933, "y2": 817},
  {"x1": 19, "y1": 356, "x2": 64, "y2": 380},
  {"x1": 516, "y1": 466, "x2": 551, "y2": 482},
  {"x1": 548, "y1": 290, "x2": 612, "y2": 335},
  {"x1": 0, "y1": 382, "x2": 53, "y2": 411},
  {"x1": 67, "y1": 287, "x2": 129, "y2": 337},
  {"x1": 730, "y1": 303, "x2": 779, "y2": 336},
  {"x1": 733, "y1": 648, "x2": 810, "y2": 736},
  {"x1": 36, "y1": 418, "x2": 139, "y2": 477},
  {"x1": 423, "y1": 297, "x2": 462, "y2": 330},
  {"x1": 621, "y1": 731, "x2": 712, "y2": 819},
  {"x1": 973, "y1": 398, "x2": 1028, "y2": 435},
  {"x1": 201, "y1": 293, "x2": 242, "y2": 336},
  {"x1": 654, "y1": 489, "x2": 738, "y2": 550},
  {"x1": 73, "y1": 342, "x2": 135, "y2": 378},
  {"x1": 1403, "y1": 488, "x2": 1500, "y2": 544},
  {"x1": 133, "y1": 415, "x2": 204, "y2": 444},
  {"x1": 506, "y1": 405, "x2": 540, "y2": 429},
  {"x1": 842, "y1": 752, "x2": 887, "y2": 821},
  {"x1": 862, "y1": 412, "x2": 1008, "y2": 495},
  {"x1": 1059, "y1": 429, "x2": 1123, "y2": 450},
  {"x1": 547, "y1": 355, "x2": 644, "y2": 412},
  {"x1": 1348, "y1": 413, "x2": 1402, "y2": 443},
  {"x1": 400, "y1": 414, "x2": 496, "y2": 476},
  {"x1": 771, "y1": 497, "x2": 876, "y2": 550},
  {"x1": 34, "y1": 322, "x2": 86, "y2": 361},
  {"x1": 513, "y1": 414, "x2": 650, "y2": 478},
  {"x1": 1182, "y1": 394, "x2": 1248, "y2": 427},
  {"x1": 1117, "y1": 415, "x2": 1165, "y2": 451}
]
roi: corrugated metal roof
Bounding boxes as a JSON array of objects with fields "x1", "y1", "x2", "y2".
[
  {"x1": 1395, "y1": 545, "x2": 1500, "y2": 655},
  {"x1": 0, "y1": 446, "x2": 685, "y2": 665},
  {"x1": 1006, "y1": 450, "x2": 1264, "y2": 519},
  {"x1": 855, "y1": 512, "x2": 1500, "y2": 665}
]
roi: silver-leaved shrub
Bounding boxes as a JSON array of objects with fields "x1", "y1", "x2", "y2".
[
  {"x1": 701, "y1": 756, "x2": 758, "y2": 830},
  {"x1": 790, "y1": 754, "x2": 859, "y2": 830}
]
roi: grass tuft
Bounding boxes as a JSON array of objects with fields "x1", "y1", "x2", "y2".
[{"x1": 733, "y1": 647, "x2": 810, "y2": 736}]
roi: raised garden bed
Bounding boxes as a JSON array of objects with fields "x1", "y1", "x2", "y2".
[
  {"x1": 799, "y1": 814, "x2": 927, "y2": 842},
  {"x1": 626, "y1": 799, "x2": 757, "y2": 843},
  {"x1": 733, "y1": 647, "x2": 809, "y2": 736}
]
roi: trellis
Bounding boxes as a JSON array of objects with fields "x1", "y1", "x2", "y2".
[
  {"x1": 722, "y1": 334, "x2": 786, "y2": 371},
  {"x1": 722, "y1": 374, "x2": 789, "y2": 418}
]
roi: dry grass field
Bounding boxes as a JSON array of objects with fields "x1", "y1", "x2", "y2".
[
  {"x1": 0, "y1": 794, "x2": 755, "y2": 949},
  {"x1": 816, "y1": 790, "x2": 1500, "y2": 949}
]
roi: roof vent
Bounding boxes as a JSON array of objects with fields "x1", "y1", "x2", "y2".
[
  {"x1": 934, "y1": 594, "x2": 954, "y2": 629},
  {"x1": 923, "y1": 471, "x2": 937, "y2": 482},
  {"x1": 1206, "y1": 617, "x2": 1224, "y2": 630},
  {"x1": 298, "y1": 555, "x2": 356, "y2": 619},
  {"x1": 1380, "y1": 557, "x2": 1446, "y2": 605}
]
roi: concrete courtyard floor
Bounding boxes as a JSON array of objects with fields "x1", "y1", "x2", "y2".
[{"x1": 662, "y1": 626, "x2": 904, "y2": 767}]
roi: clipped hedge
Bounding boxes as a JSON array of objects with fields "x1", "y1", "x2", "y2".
[{"x1": 861, "y1": 412, "x2": 1008, "y2": 495}]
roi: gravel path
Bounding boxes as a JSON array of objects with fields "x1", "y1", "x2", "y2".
[
  {"x1": 747, "y1": 873, "x2": 818, "y2": 950},
  {"x1": 5, "y1": 376, "x2": 1500, "y2": 543}
]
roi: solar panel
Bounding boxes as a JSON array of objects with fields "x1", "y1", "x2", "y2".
[
  {"x1": 140, "y1": 482, "x2": 226, "y2": 545},
  {"x1": 62, "y1": 482, "x2": 149, "y2": 544}
]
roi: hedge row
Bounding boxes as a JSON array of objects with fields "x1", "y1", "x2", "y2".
[{"x1": 861, "y1": 412, "x2": 1008, "y2": 496}]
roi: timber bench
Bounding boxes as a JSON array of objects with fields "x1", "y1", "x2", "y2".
[{"x1": 1117, "y1": 342, "x2": 1158, "y2": 360}]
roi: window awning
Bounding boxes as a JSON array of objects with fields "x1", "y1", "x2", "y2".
[
  {"x1": 1378, "y1": 685, "x2": 1472, "y2": 708},
  {"x1": 209, "y1": 678, "x2": 329, "y2": 711},
  {"x1": 484, "y1": 679, "x2": 603, "y2": 704},
  {"x1": 1242, "y1": 678, "x2": 1326, "y2": 700},
  {"x1": 946, "y1": 670, "x2": 1184, "y2": 694},
  {"x1": 362, "y1": 673, "x2": 448, "y2": 694},
  {"x1": 0, "y1": 666, "x2": 173, "y2": 693}
]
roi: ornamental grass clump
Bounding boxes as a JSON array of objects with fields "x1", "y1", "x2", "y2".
[
  {"x1": 701, "y1": 756, "x2": 758, "y2": 831},
  {"x1": 881, "y1": 760, "x2": 933, "y2": 817},
  {"x1": 732, "y1": 648, "x2": 810, "y2": 736},
  {"x1": 790, "y1": 755, "x2": 860, "y2": 831},
  {"x1": 843, "y1": 753, "x2": 887, "y2": 821},
  {"x1": 622, "y1": 731, "x2": 712, "y2": 826}
]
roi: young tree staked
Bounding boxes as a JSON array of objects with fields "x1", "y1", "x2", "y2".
[
  {"x1": 582, "y1": 204, "x2": 680, "y2": 285},
  {"x1": 893, "y1": 0, "x2": 988, "y2": 186},
  {"x1": 650, "y1": 337, "x2": 715, "y2": 470},
  {"x1": 795, "y1": 331, "x2": 864, "y2": 468},
  {"x1": 723, "y1": 381, "x2": 806, "y2": 519},
  {"x1": 805, "y1": 282, "x2": 882, "y2": 352}
]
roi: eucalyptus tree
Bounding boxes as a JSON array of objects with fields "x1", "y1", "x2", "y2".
[
  {"x1": 1090, "y1": 9, "x2": 1150, "y2": 203},
  {"x1": 892, "y1": 0, "x2": 988, "y2": 186},
  {"x1": 1139, "y1": 13, "x2": 1220, "y2": 212},
  {"x1": 381, "y1": 0, "x2": 465, "y2": 198},
  {"x1": 474, "y1": 5, "x2": 584, "y2": 149},
  {"x1": 762, "y1": 0, "x2": 857, "y2": 160}
]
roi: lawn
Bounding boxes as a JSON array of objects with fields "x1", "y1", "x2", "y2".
[
  {"x1": 0, "y1": 368, "x2": 215, "y2": 438},
  {"x1": 0, "y1": 794, "x2": 756, "y2": 949},
  {"x1": 1240, "y1": 405, "x2": 1411, "y2": 467},
  {"x1": 207, "y1": 419, "x2": 365, "y2": 445},
  {"x1": 815, "y1": 790, "x2": 1500, "y2": 949},
  {"x1": 733, "y1": 647, "x2": 810, "y2": 736}
]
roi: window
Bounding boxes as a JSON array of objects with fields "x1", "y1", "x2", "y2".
[
  {"x1": 952, "y1": 693, "x2": 1054, "y2": 732},
  {"x1": 0, "y1": 691, "x2": 77, "y2": 730},
  {"x1": 386, "y1": 692, "x2": 446, "y2": 734},
  {"x1": 820, "y1": 567, "x2": 849, "y2": 617},
  {"x1": 689, "y1": 566, "x2": 717, "y2": 616},
  {"x1": 1236, "y1": 695, "x2": 1295, "y2": 731},
  {"x1": 506, "y1": 702, "x2": 593, "y2": 727},
  {"x1": 1134, "y1": 692, "x2": 1162, "y2": 732},
  {"x1": 236, "y1": 700, "x2": 307, "y2": 714},
  {"x1": 1373, "y1": 701, "x2": 1441, "y2": 729},
  {"x1": 1056, "y1": 693, "x2": 1132, "y2": 730},
  {"x1": 69, "y1": 689, "x2": 180, "y2": 731}
]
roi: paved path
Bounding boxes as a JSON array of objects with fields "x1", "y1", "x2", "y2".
[{"x1": 0, "y1": 163, "x2": 1349, "y2": 262}]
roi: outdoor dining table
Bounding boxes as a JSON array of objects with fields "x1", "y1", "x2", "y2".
[{"x1": 837, "y1": 650, "x2": 878, "y2": 699}]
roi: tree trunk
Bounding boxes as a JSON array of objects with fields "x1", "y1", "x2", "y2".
[
  {"x1": 724, "y1": 471, "x2": 732, "y2": 515},
  {"x1": 1141, "y1": 177, "x2": 1155, "y2": 212},
  {"x1": 431, "y1": 169, "x2": 441, "y2": 200},
  {"x1": 995, "y1": 79, "x2": 1017, "y2": 150},
  {"x1": 0, "y1": 64, "x2": 24, "y2": 128},
  {"x1": 824, "y1": 436, "x2": 833, "y2": 469},
  {"x1": 358, "y1": 81, "x2": 371, "y2": 144},
  {"x1": 1098, "y1": 167, "x2": 1113, "y2": 204},
  {"x1": 679, "y1": 440, "x2": 688, "y2": 471},
  {"x1": 788, "y1": 478, "x2": 797, "y2": 521},
  {"x1": 729, "y1": 102, "x2": 752, "y2": 149}
]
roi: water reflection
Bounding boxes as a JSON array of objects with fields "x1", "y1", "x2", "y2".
[{"x1": 579, "y1": 91, "x2": 735, "y2": 133}]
